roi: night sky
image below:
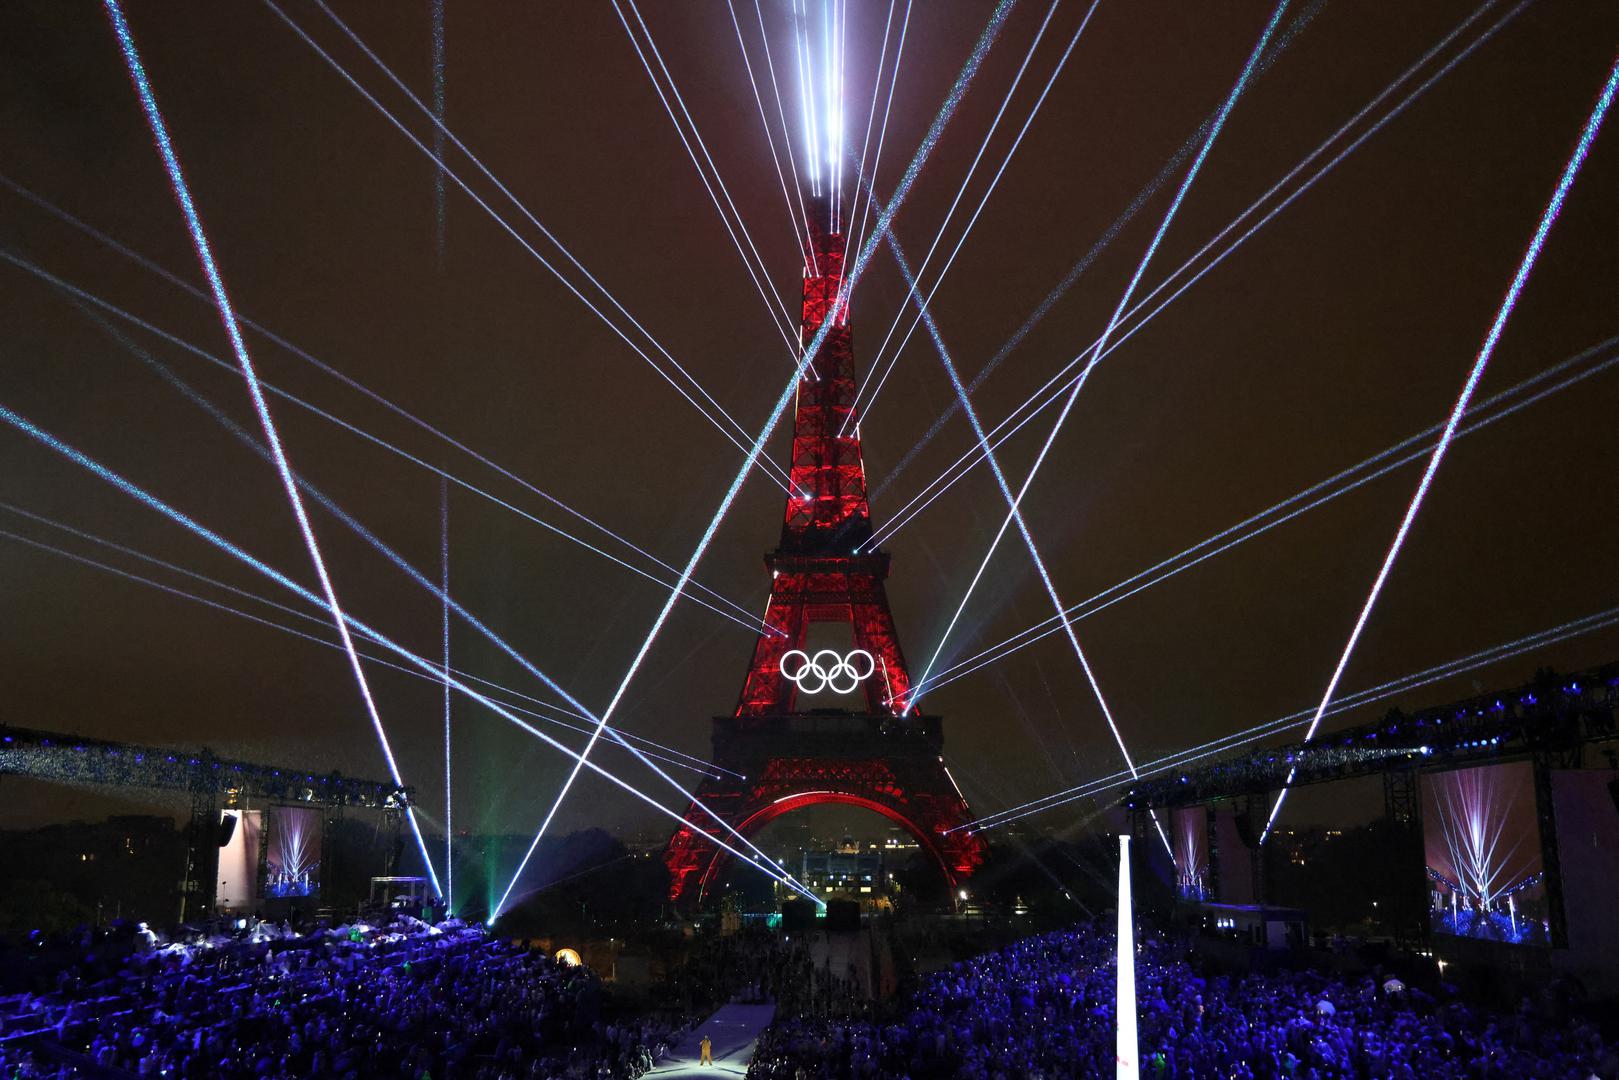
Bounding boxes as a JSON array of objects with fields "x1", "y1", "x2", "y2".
[{"x1": 2, "y1": 1, "x2": 1617, "y2": 849}]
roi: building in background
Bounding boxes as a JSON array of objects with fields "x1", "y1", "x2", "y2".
[{"x1": 800, "y1": 835, "x2": 888, "y2": 899}]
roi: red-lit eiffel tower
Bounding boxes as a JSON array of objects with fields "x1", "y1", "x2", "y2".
[{"x1": 664, "y1": 200, "x2": 988, "y2": 904}]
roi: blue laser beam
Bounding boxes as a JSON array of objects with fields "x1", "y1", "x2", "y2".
[
  {"x1": 104, "y1": 0, "x2": 442, "y2": 896},
  {"x1": 0, "y1": 247, "x2": 774, "y2": 638},
  {"x1": 0, "y1": 404, "x2": 818, "y2": 907},
  {"x1": 490, "y1": 0, "x2": 1020, "y2": 920},
  {"x1": 968, "y1": 603, "x2": 1619, "y2": 831},
  {"x1": 1263, "y1": 55, "x2": 1619, "y2": 842},
  {"x1": 76, "y1": 305, "x2": 795, "y2": 903},
  {"x1": 752, "y1": 0, "x2": 819, "y2": 275},
  {"x1": 882, "y1": 214, "x2": 1171, "y2": 856},
  {"x1": 728, "y1": 0, "x2": 813, "y2": 264},
  {"x1": 612, "y1": 0, "x2": 800, "y2": 352},
  {"x1": 865, "y1": 0, "x2": 1521, "y2": 554},
  {"x1": 871, "y1": 0, "x2": 1331, "y2": 500},
  {"x1": 914, "y1": 0, "x2": 1293, "y2": 702},
  {"x1": 0, "y1": 495, "x2": 731, "y2": 781},
  {"x1": 844, "y1": 0, "x2": 1068, "y2": 435},
  {"x1": 874, "y1": 0, "x2": 1483, "y2": 518},
  {"x1": 262, "y1": 0, "x2": 798, "y2": 493},
  {"x1": 914, "y1": 335, "x2": 1619, "y2": 701}
]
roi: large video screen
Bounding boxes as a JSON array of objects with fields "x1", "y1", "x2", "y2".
[
  {"x1": 1423, "y1": 763, "x2": 1546, "y2": 946},
  {"x1": 265, "y1": 805, "x2": 322, "y2": 899},
  {"x1": 1172, "y1": 807, "x2": 1209, "y2": 901}
]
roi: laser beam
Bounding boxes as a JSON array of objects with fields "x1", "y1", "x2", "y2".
[
  {"x1": 611, "y1": 0, "x2": 800, "y2": 354},
  {"x1": 290, "y1": 4, "x2": 807, "y2": 473},
  {"x1": 753, "y1": 0, "x2": 819, "y2": 275},
  {"x1": 0, "y1": 508, "x2": 727, "y2": 782},
  {"x1": 879, "y1": 202, "x2": 1169, "y2": 852},
  {"x1": 1263, "y1": 55, "x2": 1619, "y2": 842},
  {"x1": 105, "y1": 0, "x2": 441, "y2": 896},
  {"x1": 795, "y1": 0, "x2": 821, "y2": 196},
  {"x1": 851, "y1": 0, "x2": 1101, "y2": 432},
  {"x1": 728, "y1": 0, "x2": 813, "y2": 264},
  {"x1": 848, "y1": 1, "x2": 912, "y2": 277},
  {"x1": 844, "y1": 0, "x2": 1069, "y2": 435},
  {"x1": 74, "y1": 307, "x2": 799, "y2": 905},
  {"x1": 913, "y1": 335, "x2": 1619, "y2": 701},
  {"x1": 490, "y1": 0, "x2": 1021, "y2": 919},
  {"x1": 869, "y1": 0, "x2": 1514, "y2": 537},
  {"x1": 0, "y1": 405, "x2": 819, "y2": 908},
  {"x1": 914, "y1": 0, "x2": 1293, "y2": 701},
  {"x1": 1117, "y1": 834, "x2": 1138, "y2": 1080},
  {"x1": 441, "y1": 480, "x2": 453, "y2": 914},
  {"x1": 870, "y1": 0, "x2": 1328, "y2": 499},
  {"x1": 841, "y1": 0, "x2": 896, "y2": 272},
  {"x1": 966, "y1": 603, "x2": 1619, "y2": 830},
  {"x1": 0, "y1": 180, "x2": 780, "y2": 622},
  {"x1": 1, "y1": 247, "x2": 776, "y2": 638},
  {"x1": 0, "y1": 494, "x2": 730, "y2": 779},
  {"x1": 263, "y1": 0, "x2": 801, "y2": 490}
]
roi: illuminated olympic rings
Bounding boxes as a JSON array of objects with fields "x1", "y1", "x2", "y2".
[{"x1": 779, "y1": 648, "x2": 876, "y2": 695}]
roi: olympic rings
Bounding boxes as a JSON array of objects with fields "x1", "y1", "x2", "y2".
[{"x1": 779, "y1": 648, "x2": 876, "y2": 695}]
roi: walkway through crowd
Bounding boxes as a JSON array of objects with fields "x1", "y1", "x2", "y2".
[{"x1": 644, "y1": 1003, "x2": 775, "y2": 1078}]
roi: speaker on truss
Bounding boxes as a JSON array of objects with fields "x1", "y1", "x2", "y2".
[
  {"x1": 781, "y1": 898, "x2": 817, "y2": 932},
  {"x1": 1234, "y1": 812, "x2": 1258, "y2": 850},
  {"x1": 825, "y1": 899, "x2": 860, "y2": 932},
  {"x1": 217, "y1": 813, "x2": 237, "y2": 847}
]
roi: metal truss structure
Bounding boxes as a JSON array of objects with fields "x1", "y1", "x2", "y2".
[
  {"x1": 1123, "y1": 662, "x2": 1619, "y2": 812},
  {"x1": 1123, "y1": 662, "x2": 1619, "y2": 946},
  {"x1": 665, "y1": 200, "x2": 988, "y2": 904},
  {"x1": 0, "y1": 723, "x2": 407, "y2": 917}
]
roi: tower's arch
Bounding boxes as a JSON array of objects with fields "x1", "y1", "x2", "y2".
[
  {"x1": 694, "y1": 785, "x2": 964, "y2": 903},
  {"x1": 666, "y1": 728, "x2": 987, "y2": 904}
]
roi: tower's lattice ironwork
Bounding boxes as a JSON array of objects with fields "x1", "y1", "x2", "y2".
[{"x1": 664, "y1": 203, "x2": 988, "y2": 904}]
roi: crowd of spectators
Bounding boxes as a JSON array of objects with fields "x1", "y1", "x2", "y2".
[
  {"x1": 0, "y1": 917, "x2": 683, "y2": 1079},
  {"x1": 746, "y1": 922, "x2": 1617, "y2": 1079},
  {"x1": 6, "y1": 916, "x2": 1611, "y2": 1078}
]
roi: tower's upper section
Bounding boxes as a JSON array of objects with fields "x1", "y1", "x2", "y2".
[{"x1": 780, "y1": 198, "x2": 873, "y2": 554}]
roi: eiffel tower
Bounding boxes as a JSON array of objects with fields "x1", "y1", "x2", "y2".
[{"x1": 663, "y1": 199, "x2": 988, "y2": 904}]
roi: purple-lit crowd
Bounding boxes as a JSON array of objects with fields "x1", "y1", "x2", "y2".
[
  {"x1": 0, "y1": 919, "x2": 681, "y2": 1079},
  {"x1": 4, "y1": 917, "x2": 1613, "y2": 1078},
  {"x1": 746, "y1": 923, "x2": 1616, "y2": 1080}
]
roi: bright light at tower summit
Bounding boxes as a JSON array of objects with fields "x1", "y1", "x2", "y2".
[{"x1": 795, "y1": 0, "x2": 847, "y2": 225}]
